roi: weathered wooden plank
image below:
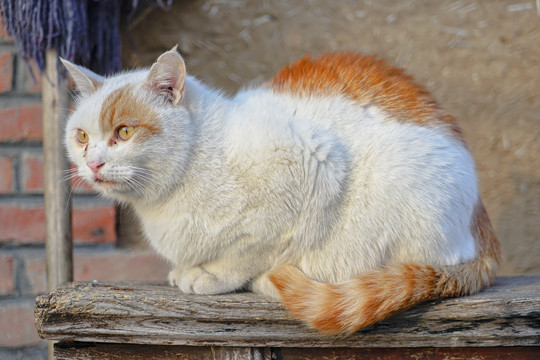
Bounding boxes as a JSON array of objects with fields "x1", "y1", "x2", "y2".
[
  {"x1": 43, "y1": 49, "x2": 73, "y2": 291},
  {"x1": 53, "y1": 343, "x2": 540, "y2": 360},
  {"x1": 42, "y1": 48, "x2": 73, "y2": 360},
  {"x1": 54, "y1": 343, "x2": 274, "y2": 360},
  {"x1": 280, "y1": 346, "x2": 540, "y2": 359},
  {"x1": 212, "y1": 347, "x2": 272, "y2": 360},
  {"x1": 35, "y1": 276, "x2": 540, "y2": 348}
]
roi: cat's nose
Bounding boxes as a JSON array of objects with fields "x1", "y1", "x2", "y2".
[{"x1": 87, "y1": 161, "x2": 105, "y2": 175}]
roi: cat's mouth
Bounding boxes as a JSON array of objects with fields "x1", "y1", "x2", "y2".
[
  {"x1": 95, "y1": 179, "x2": 115, "y2": 184},
  {"x1": 92, "y1": 171, "x2": 115, "y2": 185},
  {"x1": 93, "y1": 178, "x2": 118, "y2": 187}
]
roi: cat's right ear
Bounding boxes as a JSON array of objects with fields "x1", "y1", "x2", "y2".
[
  {"x1": 60, "y1": 58, "x2": 104, "y2": 97},
  {"x1": 144, "y1": 47, "x2": 186, "y2": 106}
]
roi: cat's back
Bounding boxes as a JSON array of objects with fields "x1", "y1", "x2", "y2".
[
  {"x1": 230, "y1": 53, "x2": 464, "y2": 146},
  {"x1": 229, "y1": 53, "x2": 479, "y2": 268},
  {"x1": 230, "y1": 53, "x2": 469, "y2": 168},
  {"x1": 268, "y1": 52, "x2": 462, "y2": 138},
  {"x1": 227, "y1": 53, "x2": 473, "y2": 184}
]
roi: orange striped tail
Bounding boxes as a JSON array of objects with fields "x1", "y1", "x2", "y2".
[{"x1": 269, "y1": 201, "x2": 500, "y2": 335}]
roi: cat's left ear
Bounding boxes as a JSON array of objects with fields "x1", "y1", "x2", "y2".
[
  {"x1": 60, "y1": 58, "x2": 104, "y2": 97},
  {"x1": 144, "y1": 46, "x2": 186, "y2": 106}
]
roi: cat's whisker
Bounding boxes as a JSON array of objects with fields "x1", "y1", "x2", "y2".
[
  {"x1": 132, "y1": 173, "x2": 155, "y2": 187},
  {"x1": 125, "y1": 178, "x2": 148, "y2": 195},
  {"x1": 60, "y1": 169, "x2": 78, "y2": 178},
  {"x1": 128, "y1": 175, "x2": 154, "y2": 194},
  {"x1": 56, "y1": 106, "x2": 74, "y2": 112},
  {"x1": 126, "y1": 166, "x2": 157, "y2": 190},
  {"x1": 61, "y1": 176, "x2": 85, "y2": 217},
  {"x1": 61, "y1": 172, "x2": 80, "y2": 183}
]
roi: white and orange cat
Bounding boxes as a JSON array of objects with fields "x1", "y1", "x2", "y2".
[{"x1": 62, "y1": 48, "x2": 500, "y2": 334}]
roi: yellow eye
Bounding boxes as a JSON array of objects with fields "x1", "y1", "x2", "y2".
[
  {"x1": 117, "y1": 125, "x2": 135, "y2": 141},
  {"x1": 76, "y1": 129, "x2": 89, "y2": 144}
]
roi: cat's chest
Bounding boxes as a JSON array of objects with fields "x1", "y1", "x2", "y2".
[{"x1": 134, "y1": 187, "x2": 246, "y2": 265}]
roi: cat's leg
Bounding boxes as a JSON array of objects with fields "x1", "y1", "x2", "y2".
[
  {"x1": 250, "y1": 270, "x2": 282, "y2": 299},
  {"x1": 174, "y1": 264, "x2": 244, "y2": 294},
  {"x1": 169, "y1": 246, "x2": 273, "y2": 295},
  {"x1": 170, "y1": 262, "x2": 251, "y2": 295},
  {"x1": 168, "y1": 266, "x2": 184, "y2": 287}
]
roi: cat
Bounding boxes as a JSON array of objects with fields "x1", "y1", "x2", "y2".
[{"x1": 61, "y1": 47, "x2": 500, "y2": 335}]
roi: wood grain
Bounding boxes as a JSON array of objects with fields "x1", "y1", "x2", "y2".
[
  {"x1": 54, "y1": 343, "x2": 275, "y2": 360},
  {"x1": 42, "y1": 49, "x2": 73, "y2": 360},
  {"x1": 279, "y1": 347, "x2": 540, "y2": 359},
  {"x1": 43, "y1": 49, "x2": 73, "y2": 292},
  {"x1": 35, "y1": 276, "x2": 540, "y2": 348},
  {"x1": 53, "y1": 343, "x2": 540, "y2": 360}
]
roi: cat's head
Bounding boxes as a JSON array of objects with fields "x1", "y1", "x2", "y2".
[{"x1": 62, "y1": 48, "x2": 194, "y2": 204}]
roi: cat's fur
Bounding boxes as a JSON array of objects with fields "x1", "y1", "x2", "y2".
[{"x1": 62, "y1": 48, "x2": 500, "y2": 334}]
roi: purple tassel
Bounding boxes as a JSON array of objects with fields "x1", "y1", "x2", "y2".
[{"x1": 0, "y1": 0, "x2": 170, "y2": 77}]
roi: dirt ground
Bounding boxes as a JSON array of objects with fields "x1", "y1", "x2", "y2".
[{"x1": 122, "y1": 0, "x2": 540, "y2": 275}]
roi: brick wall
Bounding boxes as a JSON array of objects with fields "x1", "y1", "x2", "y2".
[{"x1": 0, "y1": 16, "x2": 169, "y2": 360}]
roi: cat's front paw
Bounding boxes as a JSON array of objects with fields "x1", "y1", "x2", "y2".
[
  {"x1": 168, "y1": 267, "x2": 183, "y2": 287},
  {"x1": 171, "y1": 266, "x2": 230, "y2": 295}
]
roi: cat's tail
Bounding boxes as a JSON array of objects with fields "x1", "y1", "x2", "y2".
[{"x1": 268, "y1": 200, "x2": 500, "y2": 335}]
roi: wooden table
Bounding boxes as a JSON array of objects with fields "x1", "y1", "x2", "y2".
[{"x1": 35, "y1": 276, "x2": 540, "y2": 359}]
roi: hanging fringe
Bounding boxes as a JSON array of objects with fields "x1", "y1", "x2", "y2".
[{"x1": 0, "y1": 0, "x2": 172, "y2": 76}]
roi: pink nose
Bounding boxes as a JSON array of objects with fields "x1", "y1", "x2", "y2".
[{"x1": 87, "y1": 161, "x2": 105, "y2": 175}]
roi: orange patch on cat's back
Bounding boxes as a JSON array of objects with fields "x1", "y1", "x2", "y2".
[
  {"x1": 270, "y1": 53, "x2": 463, "y2": 140},
  {"x1": 99, "y1": 86, "x2": 160, "y2": 140}
]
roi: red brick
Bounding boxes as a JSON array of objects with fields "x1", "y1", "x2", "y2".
[
  {"x1": 0, "y1": 203, "x2": 117, "y2": 244},
  {"x1": 0, "y1": 205, "x2": 45, "y2": 244},
  {"x1": 25, "y1": 250, "x2": 169, "y2": 295},
  {"x1": 0, "y1": 255, "x2": 15, "y2": 295},
  {"x1": 0, "y1": 103, "x2": 43, "y2": 142},
  {"x1": 0, "y1": 51, "x2": 13, "y2": 92},
  {"x1": 23, "y1": 256, "x2": 47, "y2": 295},
  {"x1": 73, "y1": 204, "x2": 117, "y2": 244},
  {"x1": 21, "y1": 152, "x2": 43, "y2": 193},
  {"x1": 75, "y1": 250, "x2": 169, "y2": 282},
  {"x1": 21, "y1": 156, "x2": 95, "y2": 194},
  {"x1": 0, "y1": 301, "x2": 41, "y2": 347},
  {"x1": 0, "y1": 156, "x2": 13, "y2": 193}
]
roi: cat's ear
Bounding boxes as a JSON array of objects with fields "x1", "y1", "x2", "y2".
[
  {"x1": 144, "y1": 46, "x2": 186, "y2": 106},
  {"x1": 60, "y1": 58, "x2": 104, "y2": 97}
]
